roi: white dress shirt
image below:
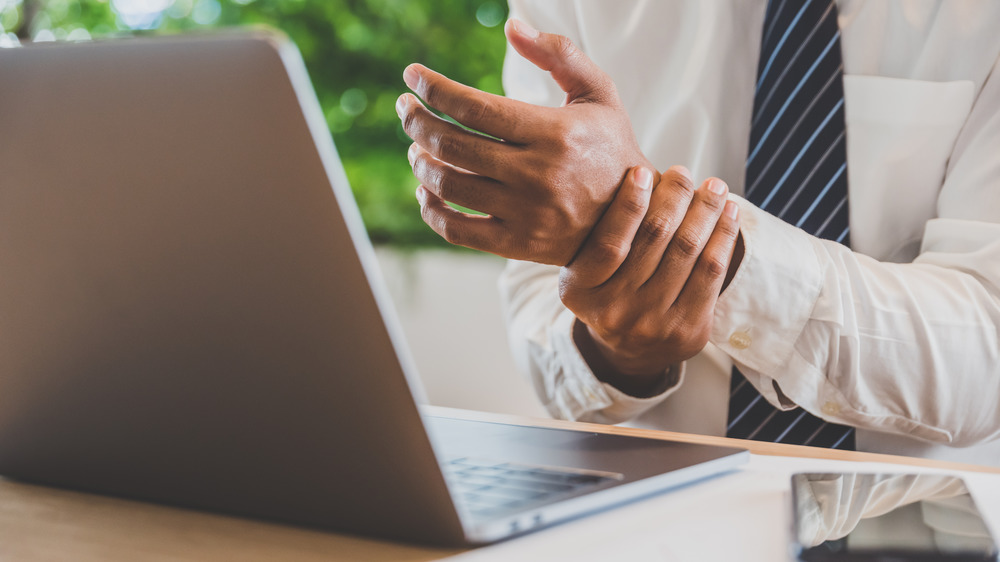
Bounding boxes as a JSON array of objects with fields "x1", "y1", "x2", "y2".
[
  {"x1": 499, "y1": 0, "x2": 1000, "y2": 466},
  {"x1": 793, "y1": 473, "x2": 991, "y2": 550}
]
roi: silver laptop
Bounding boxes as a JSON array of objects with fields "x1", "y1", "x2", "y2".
[{"x1": 0, "y1": 30, "x2": 747, "y2": 546}]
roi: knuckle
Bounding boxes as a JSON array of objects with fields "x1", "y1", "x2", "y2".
[
  {"x1": 673, "y1": 230, "x2": 702, "y2": 258},
  {"x1": 636, "y1": 324, "x2": 664, "y2": 347},
  {"x1": 563, "y1": 120, "x2": 590, "y2": 145},
  {"x1": 718, "y1": 216, "x2": 741, "y2": 239},
  {"x1": 462, "y1": 96, "x2": 492, "y2": 125},
  {"x1": 619, "y1": 190, "x2": 648, "y2": 217},
  {"x1": 703, "y1": 254, "x2": 730, "y2": 278},
  {"x1": 716, "y1": 211, "x2": 740, "y2": 235},
  {"x1": 432, "y1": 166, "x2": 456, "y2": 200},
  {"x1": 401, "y1": 109, "x2": 419, "y2": 137},
  {"x1": 419, "y1": 78, "x2": 439, "y2": 106},
  {"x1": 666, "y1": 305, "x2": 714, "y2": 347},
  {"x1": 553, "y1": 34, "x2": 579, "y2": 60},
  {"x1": 661, "y1": 316, "x2": 684, "y2": 341},
  {"x1": 676, "y1": 330, "x2": 710, "y2": 358},
  {"x1": 666, "y1": 171, "x2": 696, "y2": 198},
  {"x1": 521, "y1": 218, "x2": 556, "y2": 242},
  {"x1": 696, "y1": 188, "x2": 724, "y2": 211},
  {"x1": 411, "y1": 151, "x2": 431, "y2": 179},
  {"x1": 548, "y1": 121, "x2": 579, "y2": 156},
  {"x1": 440, "y1": 220, "x2": 464, "y2": 246},
  {"x1": 432, "y1": 133, "x2": 460, "y2": 160},
  {"x1": 558, "y1": 276, "x2": 592, "y2": 310},
  {"x1": 596, "y1": 309, "x2": 624, "y2": 335},
  {"x1": 637, "y1": 214, "x2": 673, "y2": 244},
  {"x1": 665, "y1": 317, "x2": 709, "y2": 352},
  {"x1": 419, "y1": 198, "x2": 436, "y2": 226},
  {"x1": 592, "y1": 237, "x2": 630, "y2": 264},
  {"x1": 521, "y1": 221, "x2": 549, "y2": 245}
]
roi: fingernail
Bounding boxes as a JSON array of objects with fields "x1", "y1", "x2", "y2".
[
  {"x1": 724, "y1": 200, "x2": 739, "y2": 220},
  {"x1": 510, "y1": 18, "x2": 540, "y2": 39},
  {"x1": 395, "y1": 94, "x2": 409, "y2": 118},
  {"x1": 415, "y1": 185, "x2": 427, "y2": 205},
  {"x1": 403, "y1": 64, "x2": 421, "y2": 90},
  {"x1": 707, "y1": 178, "x2": 728, "y2": 196},
  {"x1": 407, "y1": 143, "x2": 418, "y2": 166},
  {"x1": 635, "y1": 167, "x2": 653, "y2": 191}
]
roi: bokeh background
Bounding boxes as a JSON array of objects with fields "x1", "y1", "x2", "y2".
[{"x1": 0, "y1": 0, "x2": 509, "y2": 246}]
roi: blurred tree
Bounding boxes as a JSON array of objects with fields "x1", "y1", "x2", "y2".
[{"x1": 4, "y1": 0, "x2": 509, "y2": 246}]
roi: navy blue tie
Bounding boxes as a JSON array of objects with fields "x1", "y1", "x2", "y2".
[{"x1": 726, "y1": 0, "x2": 855, "y2": 450}]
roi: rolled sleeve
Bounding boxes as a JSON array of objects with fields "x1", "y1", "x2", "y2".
[
  {"x1": 710, "y1": 195, "x2": 823, "y2": 408},
  {"x1": 500, "y1": 261, "x2": 682, "y2": 424},
  {"x1": 709, "y1": 198, "x2": 1000, "y2": 445}
]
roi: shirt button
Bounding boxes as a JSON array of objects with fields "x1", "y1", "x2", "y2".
[
  {"x1": 584, "y1": 389, "x2": 598, "y2": 402},
  {"x1": 821, "y1": 401, "x2": 841, "y2": 416},
  {"x1": 729, "y1": 331, "x2": 752, "y2": 350}
]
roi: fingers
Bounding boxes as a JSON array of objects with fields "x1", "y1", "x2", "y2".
[
  {"x1": 408, "y1": 144, "x2": 504, "y2": 217},
  {"x1": 396, "y1": 93, "x2": 514, "y2": 180},
  {"x1": 615, "y1": 166, "x2": 697, "y2": 283},
  {"x1": 671, "y1": 200, "x2": 741, "y2": 326},
  {"x1": 646, "y1": 177, "x2": 731, "y2": 304},
  {"x1": 415, "y1": 185, "x2": 509, "y2": 255},
  {"x1": 563, "y1": 167, "x2": 654, "y2": 289},
  {"x1": 402, "y1": 64, "x2": 548, "y2": 144},
  {"x1": 504, "y1": 18, "x2": 617, "y2": 104}
]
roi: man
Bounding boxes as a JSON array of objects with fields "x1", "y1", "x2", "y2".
[{"x1": 395, "y1": 1, "x2": 1000, "y2": 465}]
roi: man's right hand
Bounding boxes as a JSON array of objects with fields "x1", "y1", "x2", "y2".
[
  {"x1": 401, "y1": 19, "x2": 656, "y2": 266},
  {"x1": 559, "y1": 166, "x2": 741, "y2": 396}
]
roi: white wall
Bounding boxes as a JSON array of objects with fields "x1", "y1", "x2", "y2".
[{"x1": 374, "y1": 247, "x2": 547, "y2": 418}]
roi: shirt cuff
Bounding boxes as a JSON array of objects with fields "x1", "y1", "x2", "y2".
[
  {"x1": 548, "y1": 309, "x2": 684, "y2": 423},
  {"x1": 710, "y1": 195, "x2": 824, "y2": 407}
]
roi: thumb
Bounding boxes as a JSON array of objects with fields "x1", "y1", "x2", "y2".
[{"x1": 505, "y1": 18, "x2": 616, "y2": 105}]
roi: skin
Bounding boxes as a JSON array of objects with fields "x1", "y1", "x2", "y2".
[
  {"x1": 562, "y1": 166, "x2": 741, "y2": 395},
  {"x1": 399, "y1": 18, "x2": 744, "y2": 391},
  {"x1": 397, "y1": 18, "x2": 657, "y2": 266}
]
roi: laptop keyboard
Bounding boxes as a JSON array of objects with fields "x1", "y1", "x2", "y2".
[{"x1": 442, "y1": 457, "x2": 617, "y2": 518}]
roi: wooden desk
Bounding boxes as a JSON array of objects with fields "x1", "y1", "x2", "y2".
[
  {"x1": 0, "y1": 407, "x2": 995, "y2": 561},
  {"x1": 435, "y1": 407, "x2": 1000, "y2": 475}
]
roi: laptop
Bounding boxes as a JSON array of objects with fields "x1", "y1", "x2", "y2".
[{"x1": 0, "y1": 30, "x2": 747, "y2": 546}]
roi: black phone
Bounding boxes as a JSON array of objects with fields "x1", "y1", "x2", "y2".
[{"x1": 790, "y1": 472, "x2": 999, "y2": 562}]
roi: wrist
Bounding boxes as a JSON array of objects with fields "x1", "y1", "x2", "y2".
[{"x1": 572, "y1": 319, "x2": 676, "y2": 398}]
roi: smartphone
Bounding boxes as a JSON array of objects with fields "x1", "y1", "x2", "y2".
[{"x1": 790, "y1": 472, "x2": 999, "y2": 561}]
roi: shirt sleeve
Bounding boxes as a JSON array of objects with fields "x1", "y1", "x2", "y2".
[
  {"x1": 499, "y1": 259, "x2": 684, "y2": 423},
  {"x1": 498, "y1": 0, "x2": 681, "y2": 423},
  {"x1": 793, "y1": 473, "x2": 971, "y2": 547},
  {"x1": 711, "y1": 55, "x2": 1000, "y2": 447}
]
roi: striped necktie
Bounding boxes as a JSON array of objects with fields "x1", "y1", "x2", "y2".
[{"x1": 726, "y1": 0, "x2": 855, "y2": 450}]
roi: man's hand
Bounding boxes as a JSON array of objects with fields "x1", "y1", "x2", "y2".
[
  {"x1": 400, "y1": 19, "x2": 654, "y2": 266},
  {"x1": 560, "y1": 166, "x2": 741, "y2": 396}
]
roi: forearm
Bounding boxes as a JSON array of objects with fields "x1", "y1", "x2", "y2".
[{"x1": 714, "y1": 199, "x2": 1000, "y2": 446}]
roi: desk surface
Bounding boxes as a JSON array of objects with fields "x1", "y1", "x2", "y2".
[{"x1": 0, "y1": 407, "x2": 996, "y2": 561}]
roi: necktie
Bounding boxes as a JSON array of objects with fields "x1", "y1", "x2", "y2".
[{"x1": 726, "y1": 0, "x2": 855, "y2": 450}]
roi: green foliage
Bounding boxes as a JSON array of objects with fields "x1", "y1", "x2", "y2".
[{"x1": 6, "y1": 0, "x2": 510, "y2": 247}]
